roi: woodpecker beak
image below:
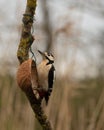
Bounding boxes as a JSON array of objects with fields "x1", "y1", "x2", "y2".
[{"x1": 38, "y1": 50, "x2": 45, "y2": 56}]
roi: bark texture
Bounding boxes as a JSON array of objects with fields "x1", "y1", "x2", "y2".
[{"x1": 17, "y1": 0, "x2": 52, "y2": 130}]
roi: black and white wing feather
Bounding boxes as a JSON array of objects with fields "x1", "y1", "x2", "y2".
[{"x1": 45, "y1": 65, "x2": 55, "y2": 104}]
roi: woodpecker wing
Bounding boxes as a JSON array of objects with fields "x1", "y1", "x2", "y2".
[
  {"x1": 48, "y1": 65, "x2": 55, "y2": 89},
  {"x1": 45, "y1": 65, "x2": 55, "y2": 104}
]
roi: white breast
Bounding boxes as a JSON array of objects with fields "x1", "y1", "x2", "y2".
[{"x1": 37, "y1": 60, "x2": 52, "y2": 91}]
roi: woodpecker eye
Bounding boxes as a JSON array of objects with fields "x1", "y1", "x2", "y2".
[
  {"x1": 47, "y1": 52, "x2": 54, "y2": 57},
  {"x1": 48, "y1": 54, "x2": 51, "y2": 56},
  {"x1": 47, "y1": 52, "x2": 51, "y2": 56}
]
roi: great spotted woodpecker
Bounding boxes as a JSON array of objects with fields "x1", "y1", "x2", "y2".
[{"x1": 37, "y1": 50, "x2": 55, "y2": 104}]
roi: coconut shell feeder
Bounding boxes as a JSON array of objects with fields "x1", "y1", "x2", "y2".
[{"x1": 17, "y1": 59, "x2": 38, "y2": 92}]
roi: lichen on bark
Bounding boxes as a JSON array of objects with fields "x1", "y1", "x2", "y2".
[
  {"x1": 17, "y1": 0, "x2": 52, "y2": 130},
  {"x1": 17, "y1": 0, "x2": 37, "y2": 64}
]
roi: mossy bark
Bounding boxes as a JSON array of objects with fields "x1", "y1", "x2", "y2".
[
  {"x1": 17, "y1": 0, "x2": 37, "y2": 64},
  {"x1": 17, "y1": 0, "x2": 52, "y2": 130}
]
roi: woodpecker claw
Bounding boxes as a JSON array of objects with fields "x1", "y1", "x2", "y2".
[{"x1": 33, "y1": 87, "x2": 42, "y2": 91}]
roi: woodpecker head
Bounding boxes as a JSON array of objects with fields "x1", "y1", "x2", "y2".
[{"x1": 38, "y1": 50, "x2": 54, "y2": 65}]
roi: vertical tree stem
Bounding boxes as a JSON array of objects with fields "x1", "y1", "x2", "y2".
[
  {"x1": 17, "y1": 0, "x2": 37, "y2": 64},
  {"x1": 17, "y1": 0, "x2": 52, "y2": 130}
]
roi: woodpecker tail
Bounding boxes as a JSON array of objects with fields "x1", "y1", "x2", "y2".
[
  {"x1": 44, "y1": 89, "x2": 52, "y2": 105},
  {"x1": 44, "y1": 93, "x2": 49, "y2": 105}
]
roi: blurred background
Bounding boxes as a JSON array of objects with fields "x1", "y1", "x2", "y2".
[{"x1": 0, "y1": 0, "x2": 104, "y2": 130}]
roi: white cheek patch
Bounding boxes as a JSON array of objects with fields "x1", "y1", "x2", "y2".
[{"x1": 49, "y1": 56, "x2": 54, "y2": 61}]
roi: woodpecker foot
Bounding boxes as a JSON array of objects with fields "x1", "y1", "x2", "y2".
[{"x1": 33, "y1": 87, "x2": 44, "y2": 91}]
